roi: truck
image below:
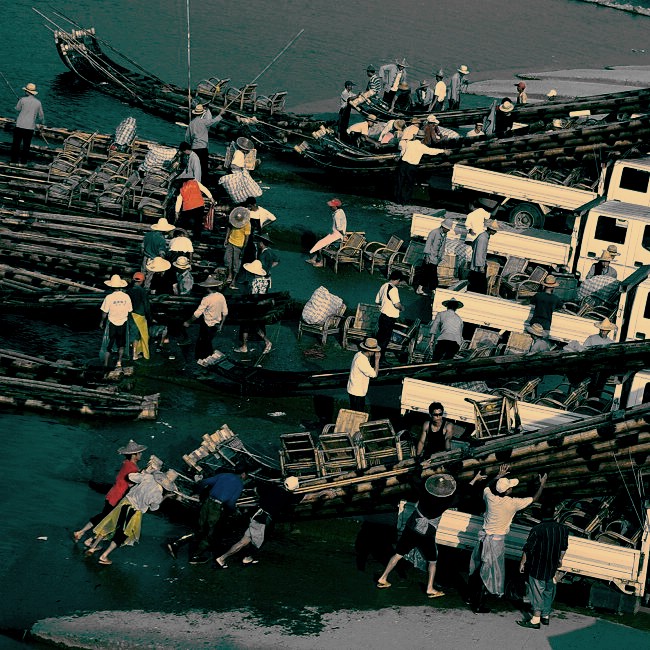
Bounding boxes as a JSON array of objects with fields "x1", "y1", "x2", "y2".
[
  {"x1": 412, "y1": 200, "x2": 650, "y2": 282},
  {"x1": 451, "y1": 157, "x2": 650, "y2": 231}
]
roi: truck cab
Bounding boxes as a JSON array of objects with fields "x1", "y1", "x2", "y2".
[{"x1": 603, "y1": 158, "x2": 650, "y2": 207}]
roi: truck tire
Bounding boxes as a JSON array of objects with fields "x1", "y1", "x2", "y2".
[{"x1": 509, "y1": 202, "x2": 544, "y2": 229}]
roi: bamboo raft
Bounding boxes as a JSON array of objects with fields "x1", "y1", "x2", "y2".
[
  {"x1": 174, "y1": 403, "x2": 650, "y2": 520},
  {"x1": 0, "y1": 349, "x2": 158, "y2": 419}
]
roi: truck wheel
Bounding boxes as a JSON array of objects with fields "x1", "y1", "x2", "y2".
[{"x1": 509, "y1": 203, "x2": 544, "y2": 229}]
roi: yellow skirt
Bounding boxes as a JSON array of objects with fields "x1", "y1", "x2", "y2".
[
  {"x1": 131, "y1": 313, "x2": 150, "y2": 359},
  {"x1": 93, "y1": 498, "x2": 143, "y2": 546}
]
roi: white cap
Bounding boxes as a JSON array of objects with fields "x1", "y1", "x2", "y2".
[
  {"x1": 496, "y1": 477, "x2": 519, "y2": 493},
  {"x1": 284, "y1": 476, "x2": 299, "y2": 491}
]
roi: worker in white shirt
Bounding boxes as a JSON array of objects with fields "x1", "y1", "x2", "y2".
[
  {"x1": 347, "y1": 337, "x2": 381, "y2": 412},
  {"x1": 394, "y1": 134, "x2": 448, "y2": 205},
  {"x1": 375, "y1": 271, "x2": 406, "y2": 361}
]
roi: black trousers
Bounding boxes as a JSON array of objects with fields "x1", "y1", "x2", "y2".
[
  {"x1": 338, "y1": 104, "x2": 352, "y2": 140},
  {"x1": 448, "y1": 99, "x2": 460, "y2": 111},
  {"x1": 468, "y1": 270, "x2": 488, "y2": 295},
  {"x1": 432, "y1": 340, "x2": 460, "y2": 361},
  {"x1": 11, "y1": 127, "x2": 33, "y2": 163},
  {"x1": 376, "y1": 313, "x2": 397, "y2": 359},
  {"x1": 415, "y1": 262, "x2": 439, "y2": 292},
  {"x1": 395, "y1": 160, "x2": 417, "y2": 205},
  {"x1": 432, "y1": 99, "x2": 444, "y2": 112},
  {"x1": 179, "y1": 206, "x2": 205, "y2": 241},
  {"x1": 195, "y1": 320, "x2": 218, "y2": 360},
  {"x1": 193, "y1": 147, "x2": 209, "y2": 183},
  {"x1": 349, "y1": 393, "x2": 366, "y2": 412}
]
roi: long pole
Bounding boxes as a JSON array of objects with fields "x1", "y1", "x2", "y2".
[
  {"x1": 248, "y1": 29, "x2": 305, "y2": 86},
  {"x1": 0, "y1": 72, "x2": 18, "y2": 99},
  {"x1": 186, "y1": 0, "x2": 192, "y2": 125}
]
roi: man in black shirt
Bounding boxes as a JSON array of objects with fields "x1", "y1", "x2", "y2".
[
  {"x1": 517, "y1": 501, "x2": 569, "y2": 629},
  {"x1": 529, "y1": 275, "x2": 563, "y2": 335}
]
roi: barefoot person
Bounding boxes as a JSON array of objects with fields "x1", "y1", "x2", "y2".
[
  {"x1": 99, "y1": 274, "x2": 133, "y2": 369},
  {"x1": 184, "y1": 275, "x2": 228, "y2": 360},
  {"x1": 73, "y1": 440, "x2": 147, "y2": 546},
  {"x1": 234, "y1": 260, "x2": 273, "y2": 355},
  {"x1": 86, "y1": 469, "x2": 179, "y2": 565}
]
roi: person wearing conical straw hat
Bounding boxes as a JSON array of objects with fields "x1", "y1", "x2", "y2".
[
  {"x1": 234, "y1": 260, "x2": 273, "y2": 354},
  {"x1": 527, "y1": 323, "x2": 552, "y2": 354},
  {"x1": 89, "y1": 469, "x2": 179, "y2": 566},
  {"x1": 184, "y1": 275, "x2": 228, "y2": 360},
  {"x1": 529, "y1": 275, "x2": 563, "y2": 335},
  {"x1": 347, "y1": 337, "x2": 381, "y2": 412},
  {"x1": 141, "y1": 217, "x2": 175, "y2": 288},
  {"x1": 185, "y1": 103, "x2": 225, "y2": 184},
  {"x1": 146, "y1": 256, "x2": 174, "y2": 296},
  {"x1": 494, "y1": 98, "x2": 515, "y2": 137},
  {"x1": 447, "y1": 64, "x2": 469, "y2": 111},
  {"x1": 430, "y1": 297, "x2": 464, "y2": 360},
  {"x1": 99, "y1": 275, "x2": 133, "y2": 368},
  {"x1": 378, "y1": 471, "x2": 486, "y2": 598},
  {"x1": 224, "y1": 207, "x2": 252, "y2": 289},
  {"x1": 586, "y1": 250, "x2": 618, "y2": 280},
  {"x1": 412, "y1": 80, "x2": 434, "y2": 113},
  {"x1": 379, "y1": 58, "x2": 409, "y2": 107},
  {"x1": 583, "y1": 318, "x2": 616, "y2": 348},
  {"x1": 11, "y1": 82, "x2": 44, "y2": 166},
  {"x1": 73, "y1": 440, "x2": 147, "y2": 547},
  {"x1": 172, "y1": 256, "x2": 194, "y2": 296},
  {"x1": 468, "y1": 219, "x2": 498, "y2": 294}
]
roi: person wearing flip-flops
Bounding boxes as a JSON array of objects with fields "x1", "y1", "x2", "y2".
[{"x1": 72, "y1": 440, "x2": 147, "y2": 548}]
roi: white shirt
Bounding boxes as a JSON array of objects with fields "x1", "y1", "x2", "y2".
[
  {"x1": 401, "y1": 124, "x2": 420, "y2": 141},
  {"x1": 434, "y1": 80, "x2": 446, "y2": 103},
  {"x1": 193, "y1": 292, "x2": 228, "y2": 327},
  {"x1": 390, "y1": 70, "x2": 403, "y2": 93},
  {"x1": 376, "y1": 282, "x2": 400, "y2": 318},
  {"x1": 126, "y1": 473, "x2": 164, "y2": 513},
  {"x1": 249, "y1": 206, "x2": 277, "y2": 227},
  {"x1": 347, "y1": 121, "x2": 370, "y2": 136},
  {"x1": 101, "y1": 291, "x2": 133, "y2": 326},
  {"x1": 347, "y1": 351, "x2": 377, "y2": 396},
  {"x1": 399, "y1": 140, "x2": 446, "y2": 165},
  {"x1": 465, "y1": 208, "x2": 488, "y2": 240},
  {"x1": 332, "y1": 208, "x2": 347, "y2": 235},
  {"x1": 483, "y1": 487, "x2": 533, "y2": 535}
]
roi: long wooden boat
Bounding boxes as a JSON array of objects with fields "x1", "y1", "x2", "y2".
[
  {"x1": 295, "y1": 113, "x2": 650, "y2": 184},
  {"x1": 0, "y1": 349, "x2": 158, "y2": 419},
  {"x1": 354, "y1": 84, "x2": 650, "y2": 127},
  {"x1": 174, "y1": 404, "x2": 650, "y2": 521},
  {"x1": 195, "y1": 339, "x2": 650, "y2": 395},
  {"x1": 43, "y1": 14, "x2": 328, "y2": 148}
]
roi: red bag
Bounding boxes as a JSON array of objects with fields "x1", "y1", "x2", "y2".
[{"x1": 203, "y1": 203, "x2": 215, "y2": 231}]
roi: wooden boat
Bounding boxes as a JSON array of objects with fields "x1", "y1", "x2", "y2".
[
  {"x1": 43, "y1": 13, "x2": 328, "y2": 148},
  {"x1": 353, "y1": 84, "x2": 650, "y2": 128},
  {"x1": 174, "y1": 404, "x2": 650, "y2": 520},
  {"x1": 294, "y1": 113, "x2": 650, "y2": 188},
  {"x1": 195, "y1": 339, "x2": 650, "y2": 395},
  {"x1": 0, "y1": 348, "x2": 158, "y2": 419}
]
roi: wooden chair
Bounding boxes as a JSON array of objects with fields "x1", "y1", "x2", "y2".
[
  {"x1": 388, "y1": 240, "x2": 425, "y2": 285},
  {"x1": 500, "y1": 265, "x2": 548, "y2": 301},
  {"x1": 596, "y1": 519, "x2": 644, "y2": 548},
  {"x1": 465, "y1": 395, "x2": 519, "y2": 438},
  {"x1": 342, "y1": 303, "x2": 381, "y2": 350},
  {"x1": 457, "y1": 327, "x2": 500, "y2": 359},
  {"x1": 489, "y1": 256, "x2": 528, "y2": 297},
  {"x1": 318, "y1": 433, "x2": 362, "y2": 475},
  {"x1": 63, "y1": 131, "x2": 96, "y2": 160},
  {"x1": 195, "y1": 76, "x2": 231, "y2": 102},
  {"x1": 571, "y1": 395, "x2": 613, "y2": 415},
  {"x1": 485, "y1": 259, "x2": 502, "y2": 296},
  {"x1": 47, "y1": 151, "x2": 83, "y2": 181},
  {"x1": 279, "y1": 432, "x2": 320, "y2": 477},
  {"x1": 437, "y1": 253, "x2": 457, "y2": 287},
  {"x1": 322, "y1": 232, "x2": 366, "y2": 273},
  {"x1": 322, "y1": 408, "x2": 369, "y2": 437},
  {"x1": 498, "y1": 331, "x2": 533, "y2": 355},
  {"x1": 357, "y1": 419, "x2": 403, "y2": 467},
  {"x1": 298, "y1": 303, "x2": 347, "y2": 344},
  {"x1": 225, "y1": 83, "x2": 258, "y2": 110},
  {"x1": 407, "y1": 321, "x2": 435, "y2": 363},
  {"x1": 385, "y1": 319, "x2": 421, "y2": 358},
  {"x1": 491, "y1": 377, "x2": 541, "y2": 403},
  {"x1": 362, "y1": 235, "x2": 403, "y2": 275},
  {"x1": 255, "y1": 91, "x2": 288, "y2": 115},
  {"x1": 535, "y1": 378, "x2": 591, "y2": 410}
]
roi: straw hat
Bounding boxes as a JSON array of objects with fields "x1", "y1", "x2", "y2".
[
  {"x1": 151, "y1": 217, "x2": 175, "y2": 232},
  {"x1": 23, "y1": 82, "x2": 38, "y2": 95},
  {"x1": 425, "y1": 474, "x2": 457, "y2": 497},
  {"x1": 327, "y1": 198, "x2": 342, "y2": 208},
  {"x1": 496, "y1": 477, "x2": 518, "y2": 493},
  {"x1": 243, "y1": 259, "x2": 266, "y2": 276},
  {"x1": 486, "y1": 219, "x2": 499, "y2": 231},
  {"x1": 198, "y1": 274, "x2": 223, "y2": 288},
  {"x1": 606, "y1": 244, "x2": 620, "y2": 256},
  {"x1": 442, "y1": 297, "x2": 464, "y2": 309},
  {"x1": 528, "y1": 323, "x2": 546, "y2": 337},
  {"x1": 457, "y1": 65, "x2": 470, "y2": 75},
  {"x1": 173, "y1": 256, "x2": 191, "y2": 270},
  {"x1": 543, "y1": 275, "x2": 558, "y2": 287},
  {"x1": 547, "y1": 89, "x2": 558, "y2": 98},
  {"x1": 146, "y1": 256, "x2": 171, "y2": 273},
  {"x1": 360, "y1": 337, "x2": 380, "y2": 352},
  {"x1": 599, "y1": 251, "x2": 615, "y2": 262},
  {"x1": 398, "y1": 81, "x2": 410, "y2": 91},
  {"x1": 419, "y1": 80, "x2": 430, "y2": 88},
  {"x1": 118, "y1": 439, "x2": 147, "y2": 455},
  {"x1": 192, "y1": 104, "x2": 206, "y2": 115},
  {"x1": 596, "y1": 318, "x2": 616, "y2": 331},
  {"x1": 499, "y1": 100, "x2": 514, "y2": 113},
  {"x1": 236, "y1": 136, "x2": 254, "y2": 152},
  {"x1": 284, "y1": 476, "x2": 300, "y2": 491},
  {"x1": 104, "y1": 274, "x2": 128, "y2": 288},
  {"x1": 154, "y1": 469, "x2": 179, "y2": 493},
  {"x1": 441, "y1": 218, "x2": 454, "y2": 230},
  {"x1": 229, "y1": 206, "x2": 250, "y2": 228},
  {"x1": 145, "y1": 455, "x2": 163, "y2": 472},
  {"x1": 426, "y1": 114, "x2": 440, "y2": 124},
  {"x1": 393, "y1": 119, "x2": 406, "y2": 130}
]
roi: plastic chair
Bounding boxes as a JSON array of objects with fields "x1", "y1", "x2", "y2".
[{"x1": 385, "y1": 319, "x2": 421, "y2": 358}]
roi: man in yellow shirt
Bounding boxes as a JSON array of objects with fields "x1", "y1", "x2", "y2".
[{"x1": 224, "y1": 207, "x2": 251, "y2": 289}]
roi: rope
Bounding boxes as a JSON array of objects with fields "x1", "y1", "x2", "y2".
[{"x1": 612, "y1": 449, "x2": 644, "y2": 526}]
